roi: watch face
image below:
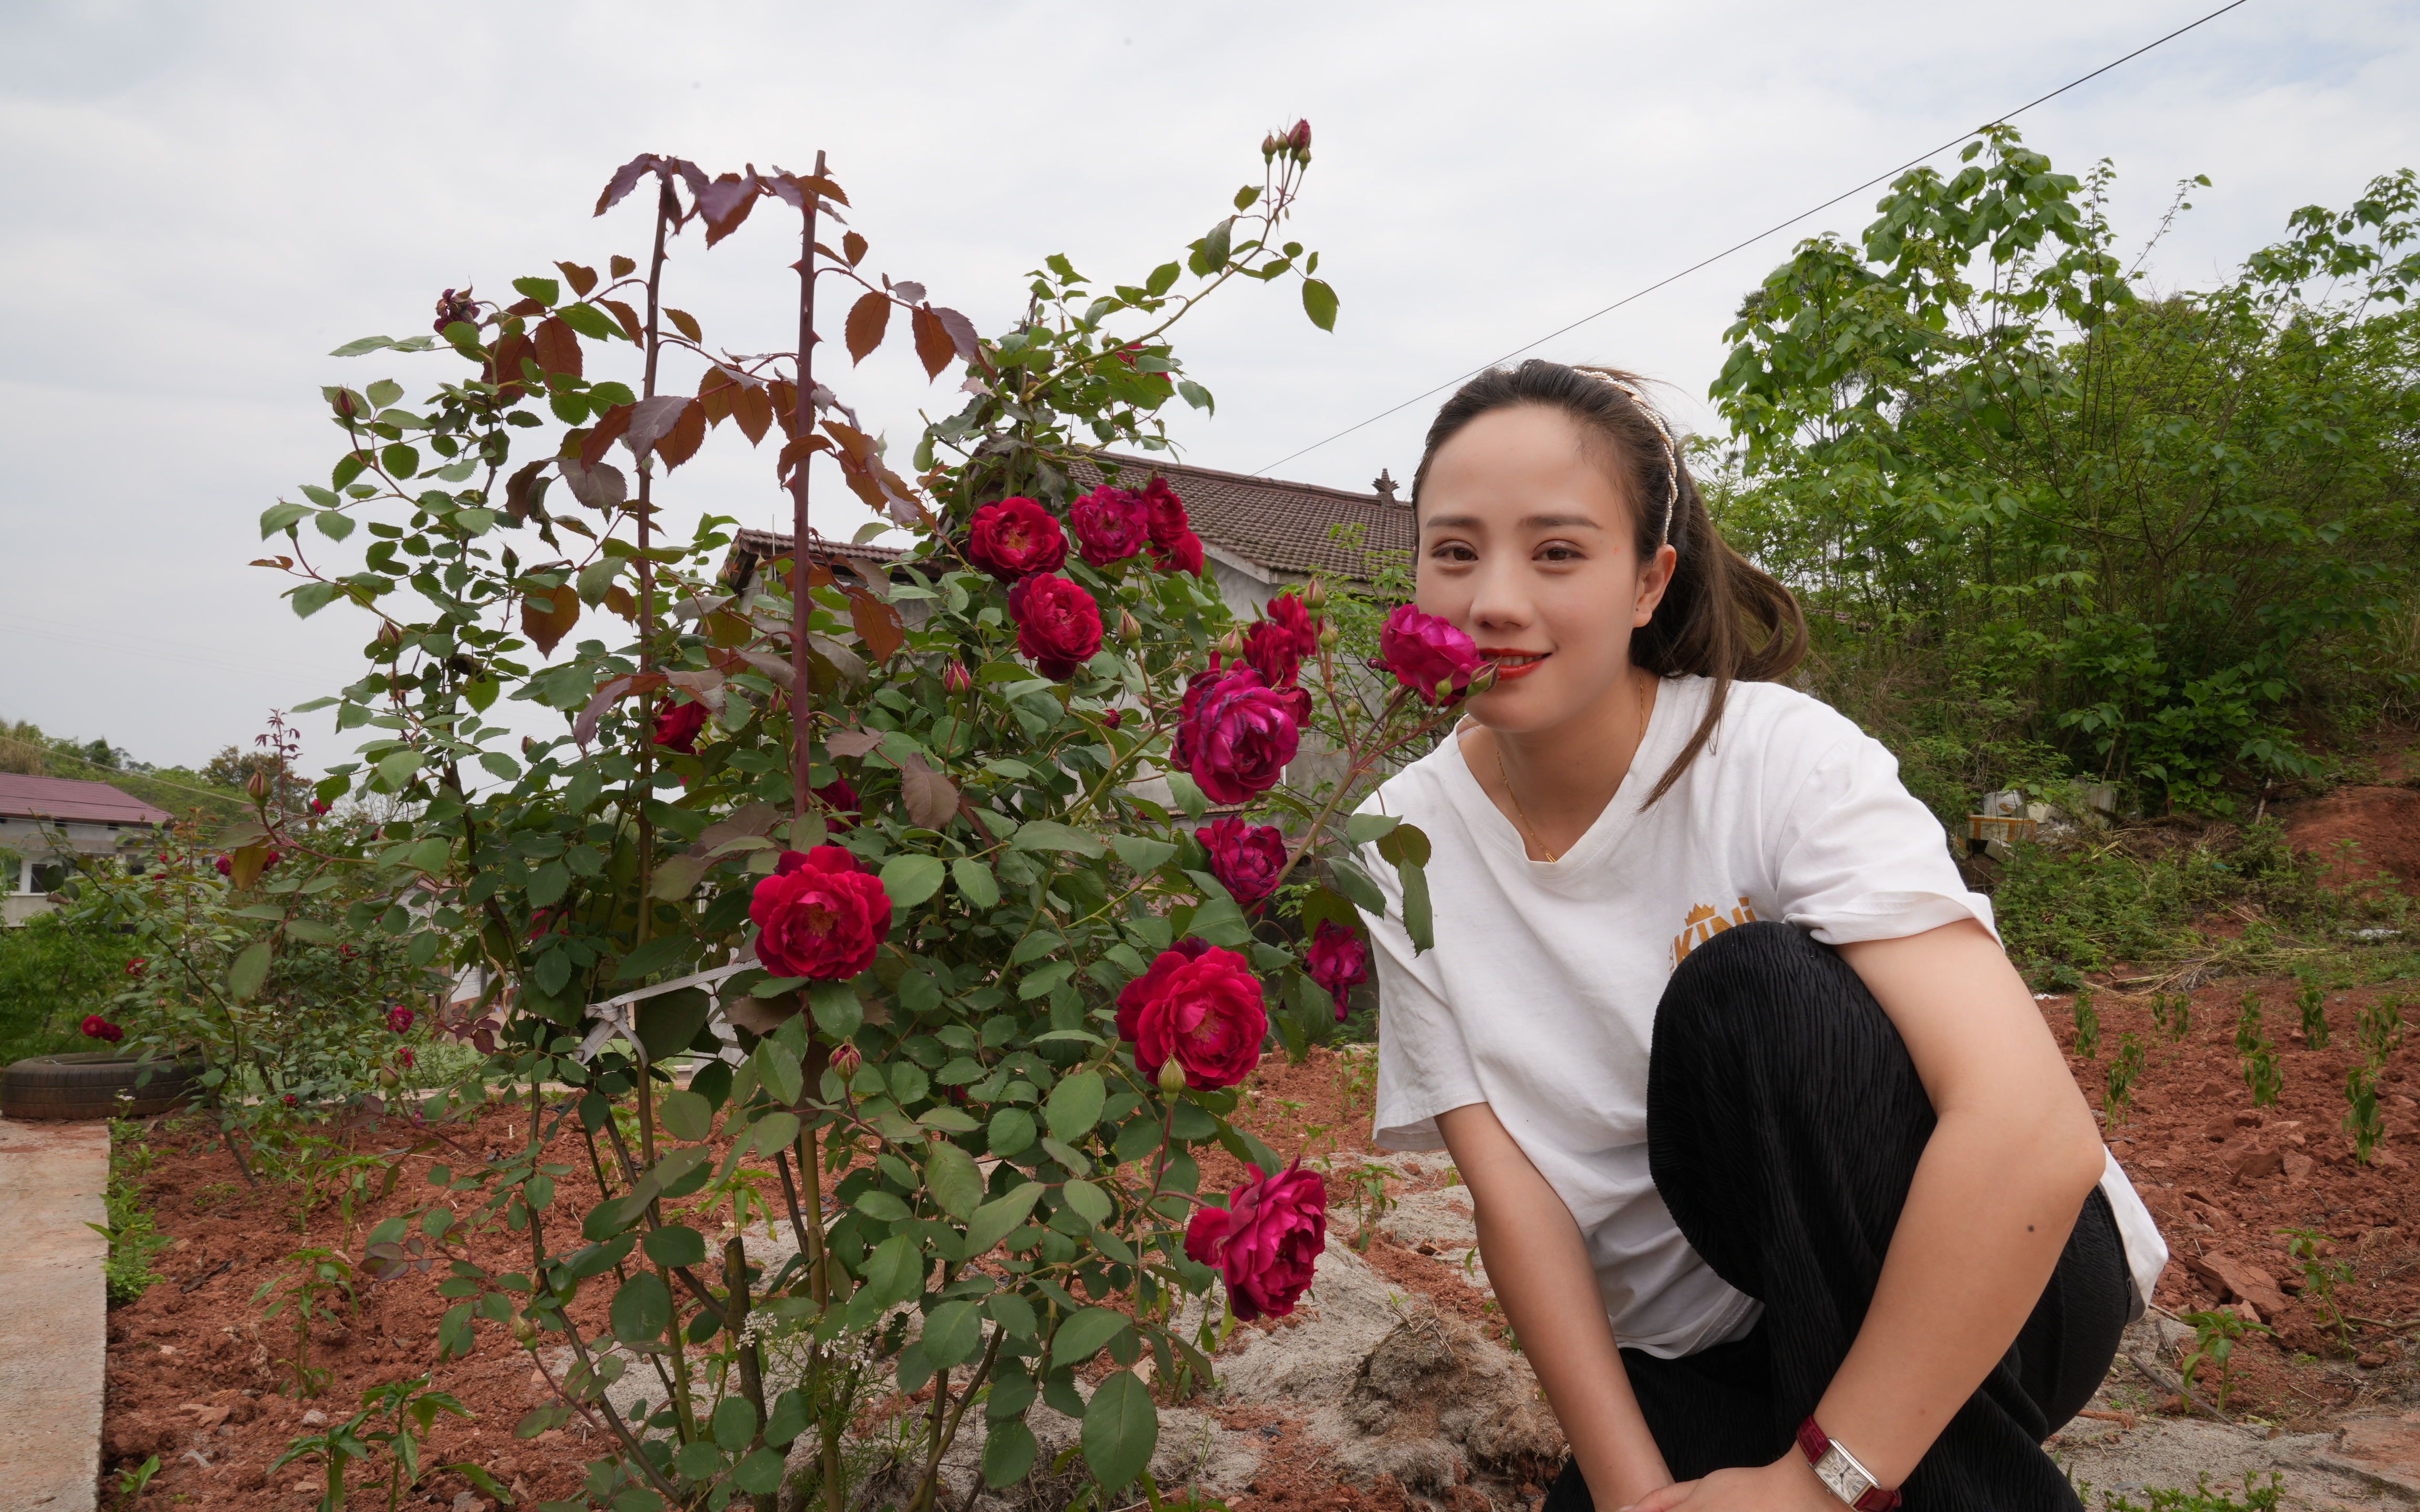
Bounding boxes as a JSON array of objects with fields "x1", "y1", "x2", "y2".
[{"x1": 1814, "y1": 1446, "x2": 1875, "y2": 1502}]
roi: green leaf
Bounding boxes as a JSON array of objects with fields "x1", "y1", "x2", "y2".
[
  {"x1": 987, "y1": 1108, "x2": 1037, "y2": 1159},
  {"x1": 854, "y1": 1190, "x2": 911, "y2": 1222},
  {"x1": 1326, "y1": 858, "x2": 1386, "y2": 916},
  {"x1": 1010, "y1": 821, "x2": 1104, "y2": 858},
  {"x1": 512, "y1": 276, "x2": 560, "y2": 307},
  {"x1": 921, "y1": 1299, "x2": 986, "y2": 1369},
  {"x1": 926, "y1": 1140, "x2": 984, "y2": 1221},
  {"x1": 951, "y1": 858, "x2": 998, "y2": 909},
  {"x1": 1061, "y1": 1178, "x2": 1111, "y2": 1225},
  {"x1": 259, "y1": 501, "x2": 310, "y2": 537},
  {"x1": 634, "y1": 988, "x2": 710, "y2": 1063},
  {"x1": 657, "y1": 1090, "x2": 712, "y2": 1143},
  {"x1": 329, "y1": 334, "x2": 395, "y2": 356},
  {"x1": 881, "y1": 853, "x2": 947, "y2": 907},
  {"x1": 642, "y1": 1224, "x2": 707, "y2": 1267},
  {"x1": 1051, "y1": 1306, "x2": 1130, "y2": 1370},
  {"x1": 227, "y1": 941, "x2": 273, "y2": 1002},
  {"x1": 756, "y1": 1042, "x2": 803, "y2": 1106},
  {"x1": 610, "y1": 1270, "x2": 672, "y2": 1345},
  {"x1": 1400, "y1": 859, "x2": 1433, "y2": 954},
  {"x1": 1302, "y1": 277, "x2": 1340, "y2": 332},
  {"x1": 733, "y1": 1447, "x2": 785, "y2": 1495},
  {"x1": 1344, "y1": 813, "x2": 1401, "y2": 845},
  {"x1": 859, "y1": 1233, "x2": 924, "y2": 1308},
  {"x1": 1110, "y1": 834, "x2": 1177, "y2": 874},
  {"x1": 710, "y1": 1395, "x2": 758, "y2": 1453},
  {"x1": 559, "y1": 301, "x2": 618, "y2": 340},
  {"x1": 1045, "y1": 1069, "x2": 1105, "y2": 1142},
  {"x1": 615, "y1": 932, "x2": 696, "y2": 981},
  {"x1": 808, "y1": 981, "x2": 863, "y2": 1038},
  {"x1": 576, "y1": 557, "x2": 623, "y2": 605},
  {"x1": 963, "y1": 1181, "x2": 1045, "y2": 1256},
  {"x1": 982, "y1": 1418, "x2": 1039, "y2": 1488},
  {"x1": 749, "y1": 1111, "x2": 801, "y2": 1158},
  {"x1": 1081, "y1": 1370, "x2": 1159, "y2": 1490},
  {"x1": 312, "y1": 509, "x2": 354, "y2": 541},
  {"x1": 526, "y1": 860, "x2": 571, "y2": 907}
]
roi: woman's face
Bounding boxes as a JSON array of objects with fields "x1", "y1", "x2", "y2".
[{"x1": 1414, "y1": 404, "x2": 1673, "y2": 736}]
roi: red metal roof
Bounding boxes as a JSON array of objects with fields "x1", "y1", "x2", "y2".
[{"x1": 0, "y1": 774, "x2": 173, "y2": 827}]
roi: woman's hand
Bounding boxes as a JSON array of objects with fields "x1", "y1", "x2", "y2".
[{"x1": 1621, "y1": 1453, "x2": 1835, "y2": 1511}]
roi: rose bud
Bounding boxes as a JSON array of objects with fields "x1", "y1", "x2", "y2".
[
  {"x1": 829, "y1": 1042, "x2": 863, "y2": 1082},
  {"x1": 1318, "y1": 622, "x2": 1339, "y2": 652},
  {"x1": 309, "y1": 797, "x2": 332, "y2": 816},
  {"x1": 1261, "y1": 133, "x2": 1279, "y2": 160},
  {"x1": 377, "y1": 1067, "x2": 400, "y2": 1087},
  {"x1": 1289, "y1": 119, "x2": 1312, "y2": 158},
  {"x1": 1102, "y1": 709, "x2": 1123, "y2": 731},
  {"x1": 213, "y1": 854, "x2": 232, "y2": 877},
  {"x1": 1118, "y1": 608, "x2": 1142, "y2": 642},
  {"x1": 1159, "y1": 1057, "x2": 1190, "y2": 1096},
  {"x1": 377, "y1": 622, "x2": 403, "y2": 658},
  {"x1": 1215, "y1": 628, "x2": 1245, "y2": 659},
  {"x1": 245, "y1": 768, "x2": 275, "y2": 804},
  {"x1": 510, "y1": 1316, "x2": 539, "y2": 1347},
  {"x1": 1300, "y1": 579, "x2": 1327, "y2": 613},
  {"x1": 943, "y1": 660, "x2": 974, "y2": 696}
]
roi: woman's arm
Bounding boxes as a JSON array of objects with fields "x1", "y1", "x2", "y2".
[
  {"x1": 1642, "y1": 918, "x2": 2108, "y2": 1510},
  {"x1": 1438, "y1": 1102, "x2": 1675, "y2": 1507}
]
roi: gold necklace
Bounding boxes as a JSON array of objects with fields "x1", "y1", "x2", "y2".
[{"x1": 1496, "y1": 673, "x2": 1652, "y2": 864}]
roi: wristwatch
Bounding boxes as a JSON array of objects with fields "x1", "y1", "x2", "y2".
[{"x1": 1795, "y1": 1418, "x2": 1901, "y2": 1511}]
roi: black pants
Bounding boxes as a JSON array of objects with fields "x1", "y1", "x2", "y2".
[{"x1": 1544, "y1": 922, "x2": 2130, "y2": 1512}]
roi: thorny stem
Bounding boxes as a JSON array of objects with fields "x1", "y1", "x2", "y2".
[
  {"x1": 527, "y1": 1205, "x2": 689, "y2": 1505},
  {"x1": 789, "y1": 150, "x2": 827, "y2": 830},
  {"x1": 724, "y1": 1236, "x2": 776, "y2": 1512}
]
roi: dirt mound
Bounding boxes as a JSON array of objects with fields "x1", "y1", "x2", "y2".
[{"x1": 2279, "y1": 784, "x2": 2420, "y2": 895}]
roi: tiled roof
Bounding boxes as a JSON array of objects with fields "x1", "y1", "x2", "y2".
[
  {"x1": 0, "y1": 773, "x2": 173, "y2": 827},
  {"x1": 1072, "y1": 454, "x2": 1413, "y2": 583},
  {"x1": 721, "y1": 529, "x2": 908, "y2": 595},
  {"x1": 721, "y1": 456, "x2": 1416, "y2": 587}
]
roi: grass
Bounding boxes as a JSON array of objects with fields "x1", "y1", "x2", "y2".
[
  {"x1": 0, "y1": 910, "x2": 135, "y2": 1066},
  {"x1": 93, "y1": 1120, "x2": 175, "y2": 1306},
  {"x1": 2092, "y1": 1473, "x2": 2283, "y2": 1510}
]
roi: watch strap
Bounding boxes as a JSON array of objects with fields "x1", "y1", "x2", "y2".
[{"x1": 1795, "y1": 1417, "x2": 1901, "y2": 1512}]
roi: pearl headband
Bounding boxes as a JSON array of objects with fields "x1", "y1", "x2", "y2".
[{"x1": 1575, "y1": 367, "x2": 1677, "y2": 549}]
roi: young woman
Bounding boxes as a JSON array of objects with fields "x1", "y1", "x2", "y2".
[{"x1": 1352, "y1": 361, "x2": 2166, "y2": 1511}]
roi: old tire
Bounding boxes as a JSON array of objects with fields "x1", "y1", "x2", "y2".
[{"x1": 1, "y1": 1052, "x2": 204, "y2": 1121}]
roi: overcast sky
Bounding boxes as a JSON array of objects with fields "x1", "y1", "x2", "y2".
[{"x1": 4, "y1": 0, "x2": 2415, "y2": 777}]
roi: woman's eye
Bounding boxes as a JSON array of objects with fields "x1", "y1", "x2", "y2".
[
  {"x1": 1431, "y1": 543, "x2": 1476, "y2": 563},
  {"x1": 1538, "y1": 543, "x2": 1582, "y2": 562}
]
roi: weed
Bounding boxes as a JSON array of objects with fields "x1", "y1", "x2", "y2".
[
  {"x1": 254, "y1": 1245, "x2": 357, "y2": 1398},
  {"x1": 269, "y1": 1372, "x2": 493, "y2": 1512},
  {"x1": 108, "y1": 1454, "x2": 162, "y2": 1511},
  {"x1": 2276, "y1": 1227, "x2": 2356, "y2": 1354},
  {"x1": 1325, "y1": 1159, "x2": 1397, "y2": 1252},
  {"x1": 2296, "y1": 980, "x2": 2331, "y2": 1050},
  {"x1": 2177, "y1": 1308, "x2": 2270, "y2": 1411},
  {"x1": 2074, "y1": 985, "x2": 2102, "y2": 1060},
  {"x1": 2150, "y1": 991, "x2": 2193, "y2": 1043},
  {"x1": 2344, "y1": 1064, "x2": 2384, "y2": 1166},
  {"x1": 2105, "y1": 1035, "x2": 2145, "y2": 1125},
  {"x1": 2358, "y1": 996, "x2": 2405, "y2": 1064},
  {"x1": 88, "y1": 1121, "x2": 174, "y2": 1306},
  {"x1": 2100, "y1": 1471, "x2": 2283, "y2": 1510},
  {"x1": 190, "y1": 1178, "x2": 244, "y2": 1214},
  {"x1": 2235, "y1": 999, "x2": 2282, "y2": 1106}
]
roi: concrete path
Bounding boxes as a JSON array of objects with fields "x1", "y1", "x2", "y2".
[{"x1": 0, "y1": 1118, "x2": 109, "y2": 1512}]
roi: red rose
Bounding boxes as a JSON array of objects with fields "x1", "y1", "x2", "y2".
[
  {"x1": 1306, "y1": 920, "x2": 1370, "y2": 1020},
  {"x1": 281, "y1": 1093, "x2": 298, "y2": 1107},
  {"x1": 943, "y1": 660, "x2": 974, "y2": 696},
  {"x1": 213, "y1": 854, "x2": 232, "y2": 877},
  {"x1": 1173, "y1": 666, "x2": 1301, "y2": 804},
  {"x1": 653, "y1": 697, "x2": 709, "y2": 753},
  {"x1": 1069, "y1": 486, "x2": 1151, "y2": 566},
  {"x1": 967, "y1": 497, "x2": 1067, "y2": 581},
  {"x1": 126, "y1": 958, "x2": 146, "y2": 978},
  {"x1": 1008, "y1": 573, "x2": 1104, "y2": 680},
  {"x1": 398, "y1": 1047, "x2": 415, "y2": 1070},
  {"x1": 1197, "y1": 817, "x2": 1288, "y2": 910},
  {"x1": 1241, "y1": 620, "x2": 1305, "y2": 688},
  {"x1": 813, "y1": 776, "x2": 862, "y2": 832},
  {"x1": 1101, "y1": 708, "x2": 1123, "y2": 731},
  {"x1": 81, "y1": 1015, "x2": 124, "y2": 1044},
  {"x1": 1152, "y1": 527, "x2": 1205, "y2": 576},
  {"x1": 1379, "y1": 604, "x2": 1486, "y2": 703},
  {"x1": 1142, "y1": 477, "x2": 1189, "y2": 550},
  {"x1": 1266, "y1": 593, "x2": 1319, "y2": 657},
  {"x1": 1115, "y1": 938, "x2": 1268, "y2": 1090},
  {"x1": 387, "y1": 1005, "x2": 416, "y2": 1035},
  {"x1": 309, "y1": 797, "x2": 332, "y2": 816},
  {"x1": 750, "y1": 845, "x2": 892, "y2": 981},
  {"x1": 1185, "y1": 1160, "x2": 1327, "y2": 1320}
]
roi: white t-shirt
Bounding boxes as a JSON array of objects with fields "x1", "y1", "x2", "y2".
[{"x1": 1356, "y1": 674, "x2": 2166, "y2": 1359}]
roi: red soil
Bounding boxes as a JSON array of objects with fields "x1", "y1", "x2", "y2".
[{"x1": 2278, "y1": 783, "x2": 2420, "y2": 895}]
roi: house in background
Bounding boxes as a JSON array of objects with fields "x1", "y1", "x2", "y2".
[
  {"x1": 0, "y1": 773, "x2": 170, "y2": 926},
  {"x1": 716, "y1": 454, "x2": 1414, "y2": 624}
]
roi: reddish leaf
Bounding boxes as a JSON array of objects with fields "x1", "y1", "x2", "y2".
[
  {"x1": 578, "y1": 405, "x2": 632, "y2": 469},
  {"x1": 230, "y1": 842, "x2": 273, "y2": 890},
  {"x1": 731, "y1": 383, "x2": 773, "y2": 445},
  {"x1": 606, "y1": 585, "x2": 640, "y2": 622},
  {"x1": 556, "y1": 261, "x2": 599, "y2": 297},
  {"x1": 655, "y1": 401, "x2": 706, "y2": 470},
  {"x1": 698, "y1": 173, "x2": 758, "y2": 247},
  {"x1": 488, "y1": 331, "x2": 534, "y2": 394},
  {"x1": 769, "y1": 380, "x2": 800, "y2": 437},
  {"x1": 844, "y1": 292, "x2": 889, "y2": 365},
  {"x1": 845, "y1": 586, "x2": 907, "y2": 662},
  {"x1": 825, "y1": 728, "x2": 883, "y2": 759},
  {"x1": 249, "y1": 555, "x2": 294, "y2": 569},
  {"x1": 609, "y1": 254, "x2": 637, "y2": 278},
  {"x1": 533, "y1": 318, "x2": 583, "y2": 380},
  {"x1": 521, "y1": 584, "x2": 581, "y2": 655},
  {"x1": 889, "y1": 280, "x2": 927, "y2": 304},
  {"x1": 506, "y1": 297, "x2": 549, "y2": 318},
  {"x1": 558, "y1": 456, "x2": 627, "y2": 510},
  {"x1": 796, "y1": 174, "x2": 849, "y2": 207},
  {"x1": 776, "y1": 432, "x2": 832, "y2": 484},
  {"x1": 703, "y1": 608, "x2": 751, "y2": 647},
  {"x1": 572, "y1": 671, "x2": 666, "y2": 750},
  {"x1": 595, "y1": 155, "x2": 659, "y2": 217},
  {"x1": 666, "y1": 308, "x2": 703, "y2": 343},
  {"x1": 600, "y1": 299, "x2": 643, "y2": 342},
  {"x1": 910, "y1": 306, "x2": 954, "y2": 380},
  {"x1": 666, "y1": 669, "x2": 726, "y2": 715},
  {"x1": 696, "y1": 370, "x2": 735, "y2": 426},
  {"x1": 898, "y1": 754, "x2": 959, "y2": 832},
  {"x1": 842, "y1": 232, "x2": 868, "y2": 266},
  {"x1": 930, "y1": 307, "x2": 985, "y2": 369},
  {"x1": 504, "y1": 458, "x2": 552, "y2": 522},
  {"x1": 623, "y1": 395, "x2": 692, "y2": 461}
]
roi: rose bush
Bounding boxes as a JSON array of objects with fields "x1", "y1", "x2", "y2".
[{"x1": 242, "y1": 129, "x2": 1477, "y2": 1512}]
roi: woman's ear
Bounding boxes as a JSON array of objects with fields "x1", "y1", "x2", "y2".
[{"x1": 1632, "y1": 542, "x2": 1678, "y2": 628}]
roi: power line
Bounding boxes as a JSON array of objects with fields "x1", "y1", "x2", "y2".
[{"x1": 1251, "y1": 0, "x2": 2256, "y2": 478}]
